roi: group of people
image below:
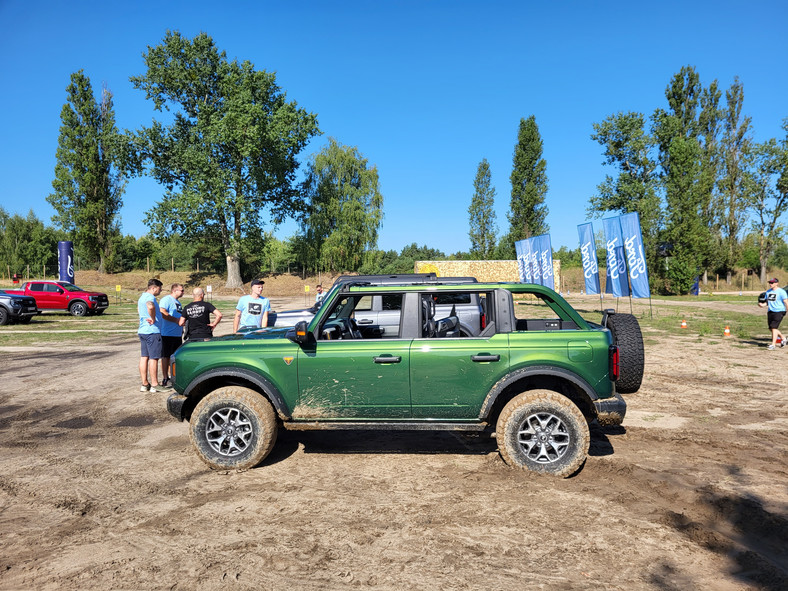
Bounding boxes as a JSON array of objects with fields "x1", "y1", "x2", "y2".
[
  {"x1": 138, "y1": 279, "x2": 324, "y2": 391},
  {"x1": 137, "y1": 279, "x2": 223, "y2": 392}
]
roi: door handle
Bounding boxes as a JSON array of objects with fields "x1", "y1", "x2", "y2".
[
  {"x1": 374, "y1": 356, "x2": 401, "y2": 364},
  {"x1": 357, "y1": 319, "x2": 373, "y2": 324},
  {"x1": 471, "y1": 354, "x2": 500, "y2": 362}
]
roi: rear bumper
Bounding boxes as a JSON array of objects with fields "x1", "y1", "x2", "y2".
[{"x1": 593, "y1": 392, "x2": 627, "y2": 426}]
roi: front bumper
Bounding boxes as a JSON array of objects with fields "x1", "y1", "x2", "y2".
[
  {"x1": 166, "y1": 393, "x2": 187, "y2": 421},
  {"x1": 593, "y1": 392, "x2": 627, "y2": 426}
]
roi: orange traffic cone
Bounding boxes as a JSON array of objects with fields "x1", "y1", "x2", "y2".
[
  {"x1": 680, "y1": 319, "x2": 687, "y2": 329},
  {"x1": 723, "y1": 326, "x2": 731, "y2": 337}
]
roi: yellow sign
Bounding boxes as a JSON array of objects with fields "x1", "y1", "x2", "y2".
[
  {"x1": 304, "y1": 285, "x2": 310, "y2": 292},
  {"x1": 115, "y1": 285, "x2": 121, "y2": 292}
]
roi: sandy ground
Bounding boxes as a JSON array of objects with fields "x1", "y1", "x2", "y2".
[{"x1": 1, "y1": 296, "x2": 786, "y2": 590}]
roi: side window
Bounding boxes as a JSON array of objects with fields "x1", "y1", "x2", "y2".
[
  {"x1": 355, "y1": 295, "x2": 373, "y2": 312},
  {"x1": 45, "y1": 284, "x2": 60, "y2": 293},
  {"x1": 513, "y1": 294, "x2": 580, "y2": 331},
  {"x1": 29, "y1": 283, "x2": 45, "y2": 292},
  {"x1": 381, "y1": 295, "x2": 401, "y2": 311}
]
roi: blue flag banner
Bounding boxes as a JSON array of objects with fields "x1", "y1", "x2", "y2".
[
  {"x1": 577, "y1": 223, "x2": 600, "y2": 295},
  {"x1": 526, "y1": 237, "x2": 542, "y2": 285},
  {"x1": 602, "y1": 217, "x2": 630, "y2": 297},
  {"x1": 57, "y1": 241, "x2": 75, "y2": 283},
  {"x1": 515, "y1": 240, "x2": 528, "y2": 283},
  {"x1": 535, "y1": 234, "x2": 555, "y2": 290},
  {"x1": 619, "y1": 212, "x2": 651, "y2": 298}
]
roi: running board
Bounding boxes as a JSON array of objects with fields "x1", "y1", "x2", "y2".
[{"x1": 283, "y1": 420, "x2": 490, "y2": 432}]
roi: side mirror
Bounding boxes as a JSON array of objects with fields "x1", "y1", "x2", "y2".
[{"x1": 288, "y1": 320, "x2": 310, "y2": 345}]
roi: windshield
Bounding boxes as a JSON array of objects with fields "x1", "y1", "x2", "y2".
[{"x1": 58, "y1": 282, "x2": 83, "y2": 292}]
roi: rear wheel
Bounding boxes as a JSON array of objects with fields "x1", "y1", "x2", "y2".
[
  {"x1": 496, "y1": 390, "x2": 589, "y2": 477},
  {"x1": 607, "y1": 313, "x2": 644, "y2": 393},
  {"x1": 69, "y1": 301, "x2": 88, "y2": 317},
  {"x1": 189, "y1": 386, "x2": 278, "y2": 470}
]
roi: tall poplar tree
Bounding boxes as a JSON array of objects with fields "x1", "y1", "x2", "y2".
[
  {"x1": 300, "y1": 138, "x2": 383, "y2": 273},
  {"x1": 716, "y1": 77, "x2": 752, "y2": 281},
  {"x1": 468, "y1": 159, "x2": 497, "y2": 259},
  {"x1": 129, "y1": 31, "x2": 320, "y2": 288},
  {"x1": 47, "y1": 70, "x2": 125, "y2": 273},
  {"x1": 499, "y1": 116, "x2": 548, "y2": 258}
]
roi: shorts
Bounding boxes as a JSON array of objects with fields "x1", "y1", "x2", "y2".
[
  {"x1": 768, "y1": 311, "x2": 785, "y2": 329},
  {"x1": 162, "y1": 336, "x2": 183, "y2": 358},
  {"x1": 139, "y1": 333, "x2": 162, "y2": 359}
]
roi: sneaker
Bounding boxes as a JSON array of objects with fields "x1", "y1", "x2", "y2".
[
  {"x1": 161, "y1": 378, "x2": 170, "y2": 387},
  {"x1": 140, "y1": 384, "x2": 151, "y2": 392},
  {"x1": 781, "y1": 341, "x2": 785, "y2": 348},
  {"x1": 767, "y1": 344, "x2": 776, "y2": 350},
  {"x1": 150, "y1": 384, "x2": 173, "y2": 393}
]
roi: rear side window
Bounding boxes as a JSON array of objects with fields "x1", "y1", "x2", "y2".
[
  {"x1": 29, "y1": 283, "x2": 45, "y2": 292},
  {"x1": 381, "y1": 295, "x2": 402, "y2": 311},
  {"x1": 434, "y1": 293, "x2": 471, "y2": 305}
]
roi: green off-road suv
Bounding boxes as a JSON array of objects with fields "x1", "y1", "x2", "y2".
[{"x1": 167, "y1": 276, "x2": 644, "y2": 477}]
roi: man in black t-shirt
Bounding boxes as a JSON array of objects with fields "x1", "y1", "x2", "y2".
[{"x1": 182, "y1": 287, "x2": 223, "y2": 341}]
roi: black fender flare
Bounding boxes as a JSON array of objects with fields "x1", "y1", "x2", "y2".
[
  {"x1": 478, "y1": 365, "x2": 599, "y2": 421},
  {"x1": 182, "y1": 367, "x2": 292, "y2": 420}
]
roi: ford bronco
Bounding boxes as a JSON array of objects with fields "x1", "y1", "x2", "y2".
[{"x1": 166, "y1": 277, "x2": 643, "y2": 477}]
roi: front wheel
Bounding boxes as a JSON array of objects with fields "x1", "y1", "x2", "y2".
[
  {"x1": 0, "y1": 308, "x2": 8, "y2": 326},
  {"x1": 189, "y1": 386, "x2": 278, "y2": 470},
  {"x1": 69, "y1": 301, "x2": 88, "y2": 317},
  {"x1": 496, "y1": 390, "x2": 590, "y2": 477}
]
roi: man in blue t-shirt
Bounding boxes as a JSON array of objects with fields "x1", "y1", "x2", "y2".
[
  {"x1": 758, "y1": 277, "x2": 788, "y2": 350},
  {"x1": 138, "y1": 278, "x2": 170, "y2": 392},
  {"x1": 159, "y1": 283, "x2": 186, "y2": 386},
  {"x1": 233, "y1": 279, "x2": 271, "y2": 332}
]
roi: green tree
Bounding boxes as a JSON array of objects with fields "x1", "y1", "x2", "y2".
[
  {"x1": 468, "y1": 159, "x2": 497, "y2": 259},
  {"x1": 652, "y1": 66, "x2": 714, "y2": 292},
  {"x1": 500, "y1": 116, "x2": 549, "y2": 258},
  {"x1": 589, "y1": 111, "x2": 661, "y2": 275},
  {"x1": 745, "y1": 125, "x2": 788, "y2": 283},
  {"x1": 716, "y1": 77, "x2": 752, "y2": 281},
  {"x1": 47, "y1": 70, "x2": 125, "y2": 273},
  {"x1": 129, "y1": 31, "x2": 320, "y2": 288},
  {"x1": 0, "y1": 209, "x2": 63, "y2": 274},
  {"x1": 300, "y1": 138, "x2": 383, "y2": 273}
]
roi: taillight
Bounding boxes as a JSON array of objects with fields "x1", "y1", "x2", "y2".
[{"x1": 609, "y1": 345, "x2": 619, "y2": 381}]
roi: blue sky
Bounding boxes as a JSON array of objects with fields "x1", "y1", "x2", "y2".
[{"x1": 1, "y1": 1, "x2": 786, "y2": 254}]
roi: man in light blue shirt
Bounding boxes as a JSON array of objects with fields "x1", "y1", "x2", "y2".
[
  {"x1": 159, "y1": 283, "x2": 186, "y2": 386},
  {"x1": 233, "y1": 279, "x2": 270, "y2": 332},
  {"x1": 138, "y1": 278, "x2": 170, "y2": 392},
  {"x1": 758, "y1": 278, "x2": 788, "y2": 350}
]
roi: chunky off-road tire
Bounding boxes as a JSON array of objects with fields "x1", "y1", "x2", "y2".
[
  {"x1": 69, "y1": 300, "x2": 88, "y2": 317},
  {"x1": 496, "y1": 390, "x2": 590, "y2": 478},
  {"x1": 0, "y1": 308, "x2": 9, "y2": 326},
  {"x1": 190, "y1": 386, "x2": 278, "y2": 471},
  {"x1": 607, "y1": 313, "x2": 644, "y2": 394}
]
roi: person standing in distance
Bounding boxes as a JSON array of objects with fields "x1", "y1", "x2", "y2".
[
  {"x1": 159, "y1": 283, "x2": 186, "y2": 386},
  {"x1": 233, "y1": 279, "x2": 270, "y2": 332},
  {"x1": 138, "y1": 278, "x2": 168, "y2": 392},
  {"x1": 315, "y1": 284, "x2": 325, "y2": 305},
  {"x1": 183, "y1": 287, "x2": 223, "y2": 341},
  {"x1": 758, "y1": 277, "x2": 788, "y2": 350}
]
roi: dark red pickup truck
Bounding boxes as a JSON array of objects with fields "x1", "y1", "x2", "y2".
[{"x1": 6, "y1": 281, "x2": 109, "y2": 316}]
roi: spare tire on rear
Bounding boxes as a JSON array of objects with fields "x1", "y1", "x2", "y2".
[{"x1": 606, "y1": 313, "x2": 644, "y2": 394}]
